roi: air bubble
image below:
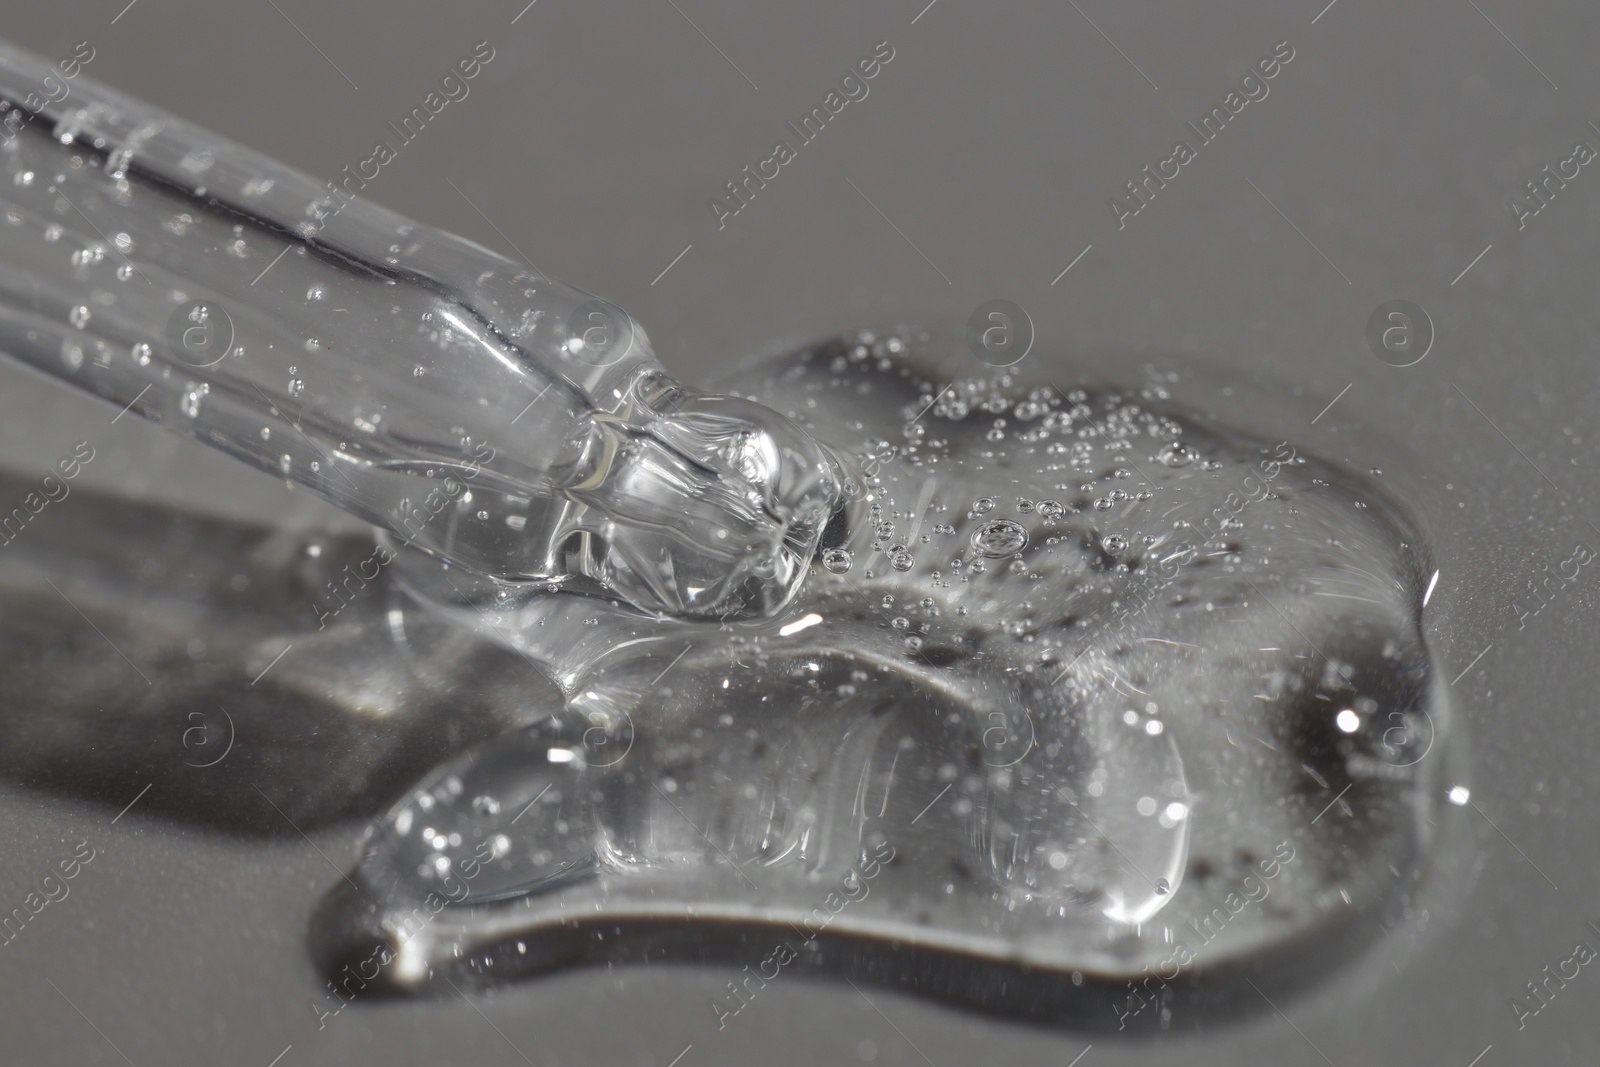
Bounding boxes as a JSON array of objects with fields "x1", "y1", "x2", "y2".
[
  {"x1": 972, "y1": 519, "x2": 1027, "y2": 557},
  {"x1": 821, "y1": 548, "x2": 854, "y2": 573},
  {"x1": 180, "y1": 381, "x2": 208, "y2": 419}
]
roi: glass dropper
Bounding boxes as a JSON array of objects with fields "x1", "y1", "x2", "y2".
[{"x1": 0, "y1": 38, "x2": 844, "y2": 621}]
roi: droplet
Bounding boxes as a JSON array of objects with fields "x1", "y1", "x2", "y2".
[{"x1": 973, "y1": 497, "x2": 995, "y2": 515}]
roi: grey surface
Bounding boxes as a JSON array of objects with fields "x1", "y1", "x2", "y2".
[{"x1": 2, "y1": 0, "x2": 1598, "y2": 1064}]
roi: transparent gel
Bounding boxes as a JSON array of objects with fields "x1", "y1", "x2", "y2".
[{"x1": 326, "y1": 333, "x2": 1446, "y2": 1026}]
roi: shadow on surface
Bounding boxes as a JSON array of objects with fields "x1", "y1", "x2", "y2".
[{"x1": 0, "y1": 470, "x2": 554, "y2": 835}]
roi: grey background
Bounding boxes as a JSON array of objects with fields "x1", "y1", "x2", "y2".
[{"x1": 3, "y1": 0, "x2": 1599, "y2": 1064}]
